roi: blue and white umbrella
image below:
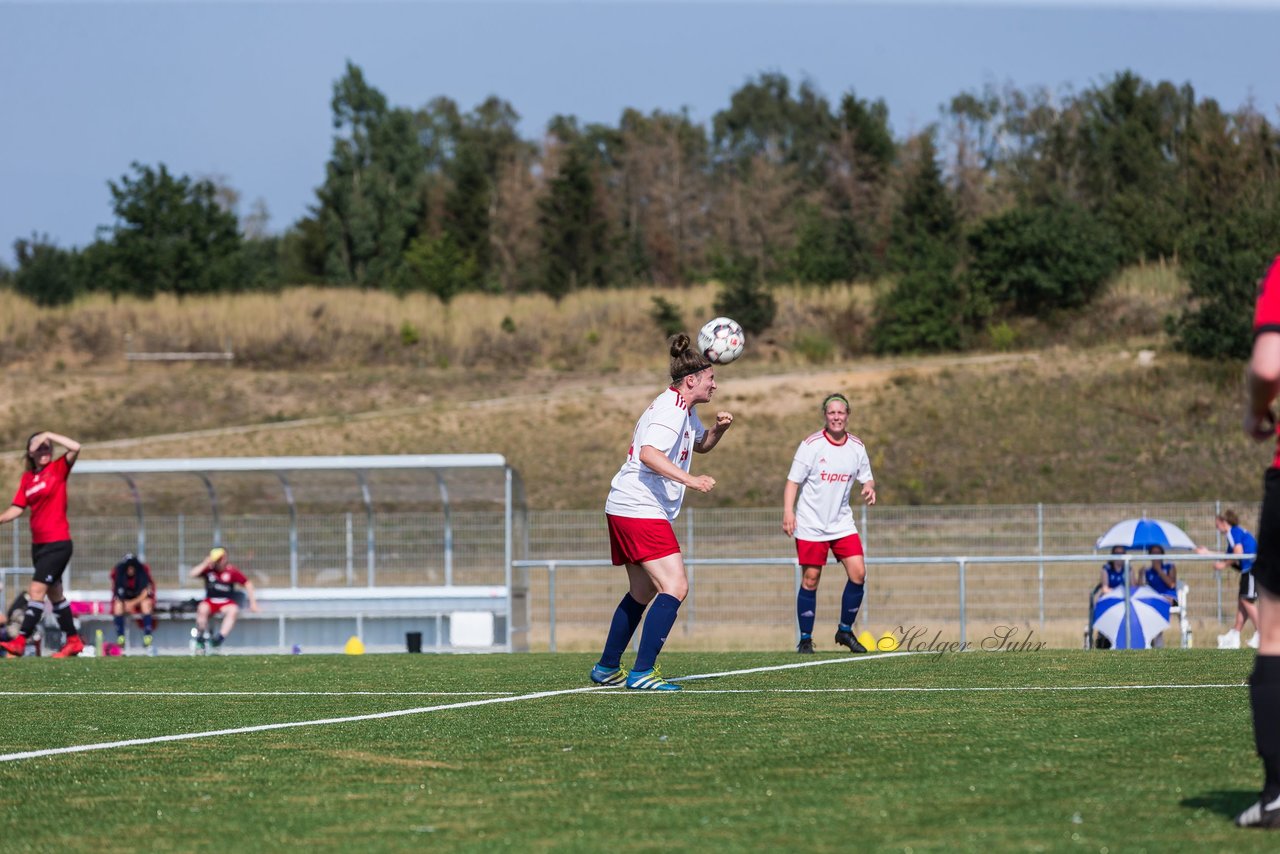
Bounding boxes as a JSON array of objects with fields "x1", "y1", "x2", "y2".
[
  {"x1": 1092, "y1": 586, "x2": 1172, "y2": 649},
  {"x1": 1095, "y1": 518, "x2": 1196, "y2": 552}
]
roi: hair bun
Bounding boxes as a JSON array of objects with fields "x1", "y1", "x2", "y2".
[{"x1": 669, "y1": 333, "x2": 692, "y2": 357}]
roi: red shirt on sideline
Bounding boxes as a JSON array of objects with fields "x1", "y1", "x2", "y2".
[{"x1": 11, "y1": 454, "x2": 73, "y2": 543}]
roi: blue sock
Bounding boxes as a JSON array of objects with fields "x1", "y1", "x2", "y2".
[
  {"x1": 797, "y1": 588, "x2": 817, "y2": 638},
  {"x1": 841, "y1": 580, "x2": 865, "y2": 629},
  {"x1": 633, "y1": 593, "x2": 681, "y2": 673},
  {"x1": 599, "y1": 594, "x2": 646, "y2": 669},
  {"x1": 142, "y1": 614, "x2": 154, "y2": 633},
  {"x1": 113, "y1": 615, "x2": 126, "y2": 637}
]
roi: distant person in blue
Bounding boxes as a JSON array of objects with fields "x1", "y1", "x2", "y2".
[
  {"x1": 1099, "y1": 545, "x2": 1129, "y2": 595},
  {"x1": 1135, "y1": 544, "x2": 1177, "y2": 648},
  {"x1": 1091, "y1": 546, "x2": 1131, "y2": 650},
  {"x1": 1199, "y1": 510, "x2": 1260, "y2": 650}
]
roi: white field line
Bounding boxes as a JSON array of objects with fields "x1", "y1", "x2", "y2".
[
  {"x1": 0, "y1": 652, "x2": 914, "y2": 763},
  {"x1": 595, "y1": 683, "x2": 1247, "y2": 695},
  {"x1": 7, "y1": 691, "x2": 517, "y2": 697}
]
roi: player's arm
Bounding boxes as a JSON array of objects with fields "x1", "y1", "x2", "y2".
[
  {"x1": 243, "y1": 580, "x2": 260, "y2": 612},
  {"x1": 33, "y1": 431, "x2": 81, "y2": 466},
  {"x1": 1099, "y1": 567, "x2": 1112, "y2": 593},
  {"x1": 859, "y1": 478, "x2": 876, "y2": 506},
  {"x1": 1158, "y1": 563, "x2": 1177, "y2": 586},
  {"x1": 637, "y1": 445, "x2": 715, "y2": 493},
  {"x1": 1246, "y1": 332, "x2": 1280, "y2": 439},
  {"x1": 189, "y1": 559, "x2": 211, "y2": 579},
  {"x1": 0, "y1": 504, "x2": 24, "y2": 526},
  {"x1": 782, "y1": 479, "x2": 800, "y2": 536},
  {"x1": 694, "y1": 411, "x2": 734, "y2": 453}
]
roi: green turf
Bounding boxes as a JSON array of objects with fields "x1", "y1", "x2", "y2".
[{"x1": 0, "y1": 650, "x2": 1271, "y2": 852}]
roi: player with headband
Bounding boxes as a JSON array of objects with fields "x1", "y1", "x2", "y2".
[
  {"x1": 782, "y1": 393, "x2": 876, "y2": 653},
  {"x1": 592, "y1": 333, "x2": 735, "y2": 690}
]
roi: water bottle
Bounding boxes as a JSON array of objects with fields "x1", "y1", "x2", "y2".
[{"x1": 189, "y1": 626, "x2": 199, "y2": 655}]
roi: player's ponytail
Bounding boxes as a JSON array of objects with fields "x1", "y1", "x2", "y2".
[{"x1": 669, "y1": 333, "x2": 712, "y2": 383}]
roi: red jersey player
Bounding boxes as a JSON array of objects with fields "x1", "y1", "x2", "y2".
[{"x1": 0, "y1": 431, "x2": 84, "y2": 658}]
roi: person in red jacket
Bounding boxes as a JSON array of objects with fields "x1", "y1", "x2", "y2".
[{"x1": 0, "y1": 431, "x2": 84, "y2": 658}]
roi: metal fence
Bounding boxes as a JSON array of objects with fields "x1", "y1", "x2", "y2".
[{"x1": 3, "y1": 499, "x2": 1261, "y2": 650}]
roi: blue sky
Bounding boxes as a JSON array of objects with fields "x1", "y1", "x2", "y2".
[{"x1": 2, "y1": 0, "x2": 1279, "y2": 266}]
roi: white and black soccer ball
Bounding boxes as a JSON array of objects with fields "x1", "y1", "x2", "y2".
[{"x1": 697, "y1": 317, "x2": 745, "y2": 364}]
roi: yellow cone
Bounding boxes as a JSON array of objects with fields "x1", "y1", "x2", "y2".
[
  {"x1": 857, "y1": 630, "x2": 878, "y2": 652},
  {"x1": 344, "y1": 635, "x2": 365, "y2": 655},
  {"x1": 877, "y1": 631, "x2": 899, "y2": 652}
]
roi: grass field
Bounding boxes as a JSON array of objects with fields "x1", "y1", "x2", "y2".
[{"x1": 1, "y1": 649, "x2": 1273, "y2": 851}]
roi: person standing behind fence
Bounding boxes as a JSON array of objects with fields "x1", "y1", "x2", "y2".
[
  {"x1": 1235, "y1": 253, "x2": 1280, "y2": 829},
  {"x1": 782, "y1": 393, "x2": 876, "y2": 654},
  {"x1": 1198, "y1": 511, "x2": 1260, "y2": 650},
  {"x1": 190, "y1": 547, "x2": 259, "y2": 653},
  {"x1": 111, "y1": 553, "x2": 157, "y2": 654},
  {"x1": 591, "y1": 333, "x2": 734, "y2": 691},
  {"x1": 0, "y1": 431, "x2": 84, "y2": 658}
]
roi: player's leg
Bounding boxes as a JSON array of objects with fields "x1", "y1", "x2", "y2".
[
  {"x1": 626, "y1": 552, "x2": 687, "y2": 690},
  {"x1": 112, "y1": 597, "x2": 128, "y2": 645},
  {"x1": 139, "y1": 596, "x2": 156, "y2": 653},
  {"x1": 46, "y1": 579, "x2": 84, "y2": 657},
  {"x1": 593, "y1": 563, "x2": 652, "y2": 684},
  {"x1": 194, "y1": 601, "x2": 212, "y2": 651},
  {"x1": 833, "y1": 535, "x2": 868, "y2": 653},
  {"x1": 213, "y1": 603, "x2": 240, "y2": 647},
  {"x1": 1239, "y1": 468, "x2": 1280, "y2": 829},
  {"x1": 796, "y1": 564, "x2": 822, "y2": 653}
]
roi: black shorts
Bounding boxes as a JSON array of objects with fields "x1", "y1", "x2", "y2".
[
  {"x1": 31, "y1": 540, "x2": 74, "y2": 586},
  {"x1": 1254, "y1": 468, "x2": 1280, "y2": 597},
  {"x1": 1240, "y1": 570, "x2": 1259, "y2": 602}
]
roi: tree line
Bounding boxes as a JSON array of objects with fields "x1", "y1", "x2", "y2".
[{"x1": 5, "y1": 63, "x2": 1280, "y2": 359}]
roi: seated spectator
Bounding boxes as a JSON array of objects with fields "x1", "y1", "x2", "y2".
[
  {"x1": 1092, "y1": 546, "x2": 1129, "y2": 649},
  {"x1": 1136, "y1": 544, "x2": 1178, "y2": 648},
  {"x1": 111, "y1": 553, "x2": 156, "y2": 655},
  {"x1": 0, "y1": 593, "x2": 30, "y2": 656},
  {"x1": 189, "y1": 547, "x2": 259, "y2": 653}
]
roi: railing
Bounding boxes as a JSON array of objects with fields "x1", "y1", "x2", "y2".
[{"x1": 513, "y1": 552, "x2": 1250, "y2": 652}]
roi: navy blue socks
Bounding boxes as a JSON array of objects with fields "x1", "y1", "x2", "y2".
[
  {"x1": 599, "y1": 593, "x2": 647, "y2": 669},
  {"x1": 797, "y1": 587, "x2": 817, "y2": 638},
  {"x1": 841, "y1": 580, "x2": 865, "y2": 630},
  {"x1": 633, "y1": 593, "x2": 681, "y2": 673}
]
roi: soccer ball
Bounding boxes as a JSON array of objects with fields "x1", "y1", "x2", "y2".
[{"x1": 697, "y1": 317, "x2": 745, "y2": 364}]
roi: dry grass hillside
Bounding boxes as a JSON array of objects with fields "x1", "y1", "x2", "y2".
[{"x1": 0, "y1": 264, "x2": 1266, "y2": 508}]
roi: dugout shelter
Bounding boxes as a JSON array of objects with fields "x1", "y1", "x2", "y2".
[{"x1": 4, "y1": 454, "x2": 530, "y2": 654}]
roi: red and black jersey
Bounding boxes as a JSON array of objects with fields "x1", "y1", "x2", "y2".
[
  {"x1": 11, "y1": 455, "x2": 73, "y2": 544},
  {"x1": 111, "y1": 556, "x2": 153, "y2": 600},
  {"x1": 201, "y1": 565, "x2": 248, "y2": 601}
]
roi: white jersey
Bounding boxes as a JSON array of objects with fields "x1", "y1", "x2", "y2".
[
  {"x1": 787, "y1": 430, "x2": 873, "y2": 541},
  {"x1": 605, "y1": 386, "x2": 706, "y2": 521}
]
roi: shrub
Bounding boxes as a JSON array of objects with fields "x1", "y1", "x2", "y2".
[
  {"x1": 966, "y1": 203, "x2": 1120, "y2": 319},
  {"x1": 871, "y1": 268, "x2": 966, "y2": 354},
  {"x1": 649, "y1": 295, "x2": 684, "y2": 337}
]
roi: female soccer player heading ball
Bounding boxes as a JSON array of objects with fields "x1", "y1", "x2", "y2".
[
  {"x1": 591, "y1": 333, "x2": 734, "y2": 691},
  {"x1": 782, "y1": 393, "x2": 876, "y2": 654}
]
